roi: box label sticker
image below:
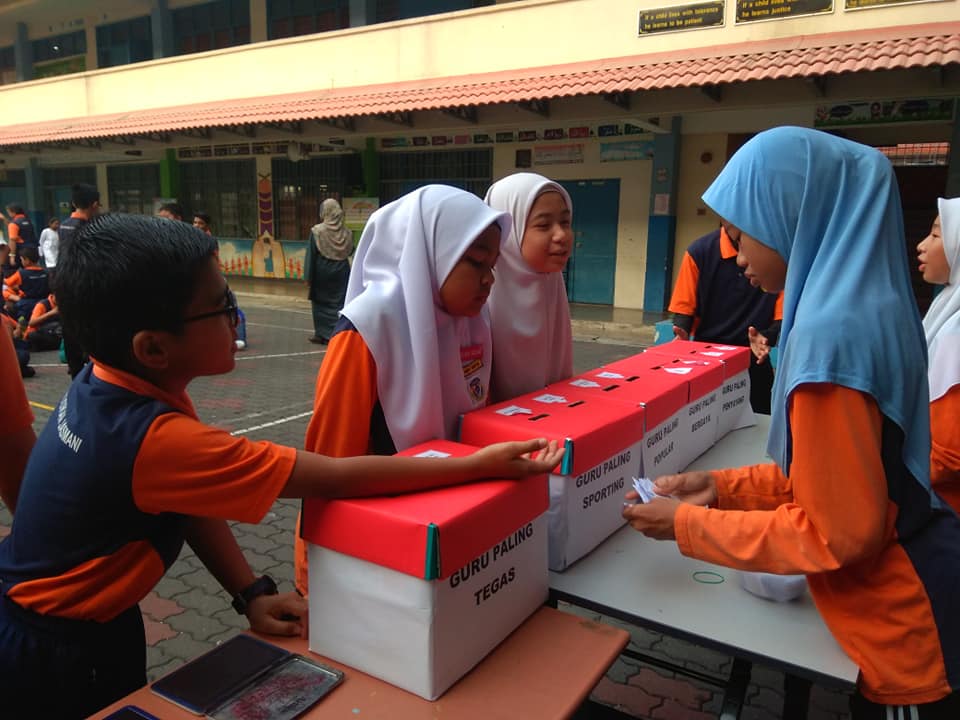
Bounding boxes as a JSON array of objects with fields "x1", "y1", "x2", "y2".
[
  {"x1": 447, "y1": 522, "x2": 537, "y2": 606},
  {"x1": 596, "y1": 371, "x2": 624, "y2": 379},
  {"x1": 643, "y1": 412, "x2": 683, "y2": 478},
  {"x1": 414, "y1": 450, "x2": 452, "y2": 458},
  {"x1": 547, "y1": 440, "x2": 644, "y2": 569}
]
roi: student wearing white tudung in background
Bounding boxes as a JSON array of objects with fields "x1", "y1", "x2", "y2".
[{"x1": 484, "y1": 173, "x2": 574, "y2": 402}]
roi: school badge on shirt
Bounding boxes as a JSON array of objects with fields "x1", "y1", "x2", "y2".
[{"x1": 461, "y1": 344, "x2": 486, "y2": 403}]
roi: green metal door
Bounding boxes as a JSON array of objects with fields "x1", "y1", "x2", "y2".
[{"x1": 560, "y1": 179, "x2": 620, "y2": 305}]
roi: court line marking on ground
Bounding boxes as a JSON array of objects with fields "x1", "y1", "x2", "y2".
[
  {"x1": 245, "y1": 321, "x2": 314, "y2": 332},
  {"x1": 231, "y1": 410, "x2": 314, "y2": 436},
  {"x1": 241, "y1": 305, "x2": 311, "y2": 316},
  {"x1": 30, "y1": 363, "x2": 66, "y2": 367},
  {"x1": 235, "y1": 350, "x2": 326, "y2": 361},
  {"x1": 29, "y1": 400, "x2": 56, "y2": 411},
  {"x1": 229, "y1": 401, "x2": 314, "y2": 423}
]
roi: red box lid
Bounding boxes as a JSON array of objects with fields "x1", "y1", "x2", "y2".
[
  {"x1": 642, "y1": 339, "x2": 751, "y2": 377},
  {"x1": 602, "y1": 353, "x2": 724, "y2": 405},
  {"x1": 556, "y1": 367, "x2": 687, "y2": 430},
  {"x1": 458, "y1": 385, "x2": 644, "y2": 477},
  {"x1": 300, "y1": 440, "x2": 549, "y2": 581}
]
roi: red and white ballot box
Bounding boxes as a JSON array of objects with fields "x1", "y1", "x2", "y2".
[
  {"x1": 459, "y1": 387, "x2": 644, "y2": 571},
  {"x1": 301, "y1": 440, "x2": 549, "y2": 700},
  {"x1": 643, "y1": 340, "x2": 754, "y2": 439},
  {"x1": 566, "y1": 363, "x2": 687, "y2": 479},
  {"x1": 597, "y1": 353, "x2": 724, "y2": 477}
]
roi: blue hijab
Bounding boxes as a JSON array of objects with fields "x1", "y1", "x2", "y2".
[{"x1": 702, "y1": 127, "x2": 930, "y2": 489}]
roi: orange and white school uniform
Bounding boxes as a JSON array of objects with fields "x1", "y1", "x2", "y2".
[
  {"x1": 295, "y1": 185, "x2": 510, "y2": 594},
  {"x1": 923, "y1": 197, "x2": 960, "y2": 513},
  {"x1": 692, "y1": 127, "x2": 960, "y2": 713},
  {"x1": 0, "y1": 362, "x2": 296, "y2": 717},
  {"x1": 484, "y1": 173, "x2": 573, "y2": 402}
]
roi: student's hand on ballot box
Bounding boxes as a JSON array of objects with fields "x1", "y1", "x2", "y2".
[
  {"x1": 473, "y1": 438, "x2": 564, "y2": 479},
  {"x1": 621, "y1": 471, "x2": 718, "y2": 541},
  {"x1": 247, "y1": 592, "x2": 309, "y2": 638}
]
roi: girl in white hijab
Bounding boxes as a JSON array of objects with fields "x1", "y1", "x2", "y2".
[
  {"x1": 484, "y1": 173, "x2": 574, "y2": 402},
  {"x1": 295, "y1": 185, "x2": 512, "y2": 593},
  {"x1": 917, "y1": 197, "x2": 960, "y2": 511}
]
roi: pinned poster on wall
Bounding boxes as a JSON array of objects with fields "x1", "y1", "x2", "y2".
[
  {"x1": 343, "y1": 197, "x2": 379, "y2": 234},
  {"x1": 599, "y1": 139, "x2": 656, "y2": 162},
  {"x1": 533, "y1": 144, "x2": 585, "y2": 165},
  {"x1": 814, "y1": 98, "x2": 955, "y2": 127}
]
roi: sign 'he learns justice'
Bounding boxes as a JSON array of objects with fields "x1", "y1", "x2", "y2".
[{"x1": 736, "y1": 0, "x2": 832, "y2": 22}]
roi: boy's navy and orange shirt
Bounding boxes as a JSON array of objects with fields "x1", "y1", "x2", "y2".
[
  {"x1": 0, "y1": 363, "x2": 296, "y2": 622},
  {"x1": 669, "y1": 228, "x2": 782, "y2": 344}
]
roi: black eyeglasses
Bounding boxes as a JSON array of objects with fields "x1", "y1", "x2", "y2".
[{"x1": 183, "y1": 288, "x2": 239, "y2": 328}]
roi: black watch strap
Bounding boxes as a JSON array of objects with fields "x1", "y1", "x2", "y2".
[{"x1": 231, "y1": 575, "x2": 278, "y2": 615}]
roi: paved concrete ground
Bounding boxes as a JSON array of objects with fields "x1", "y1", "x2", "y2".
[{"x1": 0, "y1": 292, "x2": 853, "y2": 719}]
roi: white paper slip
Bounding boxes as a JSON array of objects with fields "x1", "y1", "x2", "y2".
[
  {"x1": 632, "y1": 476, "x2": 659, "y2": 504},
  {"x1": 534, "y1": 394, "x2": 569, "y2": 404},
  {"x1": 496, "y1": 405, "x2": 533, "y2": 416},
  {"x1": 569, "y1": 379, "x2": 602, "y2": 388}
]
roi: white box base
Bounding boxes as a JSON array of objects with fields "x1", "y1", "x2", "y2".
[
  {"x1": 307, "y1": 514, "x2": 548, "y2": 700},
  {"x1": 548, "y1": 440, "x2": 643, "y2": 571},
  {"x1": 640, "y1": 411, "x2": 685, "y2": 480},
  {"x1": 678, "y1": 389, "x2": 721, "y2": 469},
  {"x1": 717, "y1": 369, "x2": 754, "y2": 439}
]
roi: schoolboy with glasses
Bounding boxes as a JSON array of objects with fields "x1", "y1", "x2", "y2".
[{"x1": 0, "y1": 213, "x2": 563, "y2": 719}]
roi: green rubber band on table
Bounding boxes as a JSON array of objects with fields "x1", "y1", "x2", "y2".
[{"x1": 692, "y1": 570, "x2": 725, "y2": 584}]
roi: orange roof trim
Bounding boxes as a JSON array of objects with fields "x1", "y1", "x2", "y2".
[{"x1": 1, "y1": 22, "x2": 957, "y2": 147}]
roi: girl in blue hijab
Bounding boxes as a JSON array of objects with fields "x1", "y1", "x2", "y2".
[{"x1": 624, "y1": 127, "x2": 960, "y2": 717}]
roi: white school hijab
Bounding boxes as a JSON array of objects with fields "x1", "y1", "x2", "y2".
[
  {"x1": 923, "y1": 197, "x2": 960, "y2": 401},
  {"x1": 342, "y1": 185, "x2": 511, "y2": 450},
  {"x1": 484, "y1": 173, "x2": 574, "y2": 402}
]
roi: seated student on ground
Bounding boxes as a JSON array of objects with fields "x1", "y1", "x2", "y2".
[
  {"x1": 0, "y1": 213, "x2": 562, "y2": 720},
  {"x1": 157, "y1": 201, "x2": 185, "y2": 222},
  {"x1": 24, "y1": 293, "x2": 61, "y2": 352},
  {"x1": 917, "y1": 197, "x2": 960, "y2": 513},
  {"x1": 0, "y1": 238, "x2": 16, "y2": 280},
  {"x1": 3, "y1": 246, "x2": 49, "y2": 321},
  {"x1": 0, "y1": 307, "x2": 34, "y2": 378}
]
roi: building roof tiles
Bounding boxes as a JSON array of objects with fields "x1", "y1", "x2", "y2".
[{"x1": 1, "y1": 22, "x2": 957, "y2": 146}]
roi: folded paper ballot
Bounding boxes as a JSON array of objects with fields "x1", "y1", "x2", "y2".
[{"x1": 632, "y1": 476, "x2": 658, "y2": 503}]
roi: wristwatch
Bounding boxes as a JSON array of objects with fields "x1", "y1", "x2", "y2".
[{"x1": 231, "y1": 575, "x2": 278, "y2": 615}]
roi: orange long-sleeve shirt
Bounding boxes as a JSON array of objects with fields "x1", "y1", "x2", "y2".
[
  {"x1": 296, "y1": 325, "x2": 382, "y2": 594},
  {"x1": 675, "y1": 384, "x2": 960, "y2": 705},
  {"x1": 930, "y1": 386, "x2": 960, "y2": 513}
]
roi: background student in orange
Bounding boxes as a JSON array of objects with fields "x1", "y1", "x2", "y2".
[
  {"x1": 623, "y1": 127, "x2": 960, "y2": 718},
  {"x1": 4, "y1": 203, "x2": 36, "y2": 265},
  {"x1": 668, "y1": 220, "x2": 783, "y2": 413},
  {"x1": 484, "y1": 172, "x2": 574, "y2": 402},
  {"x1": 296, "y1": 185, "x2": 512, "y2": 595},
  {"x1": 917, "y1": 196, "x2": 960, "y2": 512}
]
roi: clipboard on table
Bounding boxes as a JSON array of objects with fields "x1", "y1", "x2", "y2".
[{"x1": 150, "y1": 634, "x2": 343, "y2": 720}]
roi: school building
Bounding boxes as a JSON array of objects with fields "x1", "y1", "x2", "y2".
[{"x1": 0, "y1": 0, "x2": 957, "y2": 311}]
